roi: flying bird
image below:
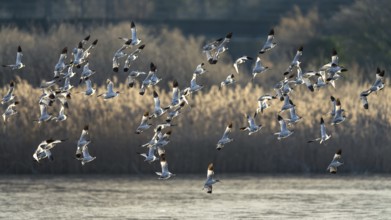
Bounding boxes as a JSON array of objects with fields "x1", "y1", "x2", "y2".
[
  {"x1": 308, "y1": 117, "x2": 331, "y2": 144},
  {"x1": 233, "y1": 56, "x2": 253, "y2": 74},
  {"x1": 216, "y1": 122, "x2": 234, "y2": 150},
  {"x1": 2, "y1": 46, "x2": 25, "y2": 70},
  {"x1": 203, "y1": 163, "x2": 220, "y2": 194},
  {"x1": 240, "y1": 113, "x2": 262, "y2": 135},
  {"x1": 327, "y1": 149, "x2": 344, "y2": 174},
  {"x1": 156, "y1": 154, "x2": 175, "y2": 180},
  {"x1": 274, "y1": 115, "x2": 294, "y2": 140},
  {"x1": 259, "y1": 29, "x2": 277, "y2": 54}
]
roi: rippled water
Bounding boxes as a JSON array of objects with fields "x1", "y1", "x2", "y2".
[{"x1": 0, "y1": 175, "x2": 390, "y2": 219}]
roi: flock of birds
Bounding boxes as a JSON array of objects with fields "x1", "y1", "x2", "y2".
[{"x1": 1, "y1": 21, "x2": 387, "y2": 193}]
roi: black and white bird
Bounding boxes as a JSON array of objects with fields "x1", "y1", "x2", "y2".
[
  {"x1": 152, "y1": 91, "x2": 169, "y2": 118},
  {"x1": 135, "y1": 111, "x2": 152, "y2": 134},
  {"x1": 280, "y1": 94, "x2": 295, "y2": 113},
  {"x1": 97, "y1": 79, "x2": 120, "y2": 100},
  {"x1": 36, "y1": 104, "x2": 52, "y2": 123},
  {"x1": 139, "y1": 63, "x2": 162, "y2": 95},
  {"x1": 256, "y1": 94, "x2": 276, "y2": 115},
  {"x1": 2, "y1": 46, "x2": 25, "y2": 70},
  {"x1": 127, "y1": 71, "x2": 146, "y2": 88},
  {"x1": 124, "y1": 44, "x2": 145, "y2": 72},
  {"x1": 233, "y1": 56, "x2": 253, "y2": 74},
  {"x1": 308, "y1": 117, "x2": 331, "y2": 144},
  {"x1": 137, "y1": 147, "x2": 158, "y2": 164},
  {"x1": 331, "y1": 98, "x2": 346, "y2": 125},
  {"x1": 194, "y1": 63, "x2": 206, "y2": 75},
  {"x1": 2, "y1": 101, "x2": 19, "y2": 124},
  {"x1": 156, "y1": 154, "x2": 175, "y2": 180},
  {"x1": 286, "y1": 100, "x2": 302, "y2": 125},
  {"x1": 112, "y1": 39, "x2": 132, "y2": 72},
  {"x1": 79, "y1": 61, "x2": 96, "y2": 84},
  {"x1": 119, "y1": 21, "x2": 141, "y2": 46},
  {"x1": 53, "y1": 47, "x2": 68, "y2": 78},
  {"x1": 81, "y1": 39, "x2": 98, "y2": 63},
  {"x1": 274, "y1": 115, "x2": 294, "y2": 140},
  {"x1": 330, "y1": 96, "x2": 337, "y2": 117},
  {"x1": 216, "y1": 122, "x2": 233, "y2": 150},
  {"x1": 33, "y1": 139, "x2": 66, "y2": 162},
  {"x1": 77, "y1": 145, "x2": 96, "y2": 166},
  {"x1": 252, "y1": 57, "x2": 269, "y2": 80},
  {"x1": 183, "y1": 74, "x2": 203, "y2": 95},
  {"x1": 51, "y1": 105, "x2": 67, "y2": 122},
  {"x1": 285, "y1": 46, "x2": 303, "y2": 74},
  {"x1": 220, "y1": 74, "x2": 235, "y2": 88},
  {"x1": 1, "y1": 81, "x2": 15, "y2": 104},
  {"x1": 259, "y1": 29, "x2": 277, "y2": 54},
  {"x1": 82, "y1": 77, "x2": 96, "y2": 96},
  {"x1": 203, "y1": 163, "x2": 220, "y2": 194},
  {"x1": 240, "y1": 113, "x2": 262, "y2": 135},
  {"x1": 327, "y1": 149, "x2": 344, "y2": 174},
  {"x1": 76, "y1": 125, "x2": 90, "y2": 159}
]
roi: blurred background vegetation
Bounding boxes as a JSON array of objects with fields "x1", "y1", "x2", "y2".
[{"x1": 0, "y1": 0, "x2": 390, "y2": 174}]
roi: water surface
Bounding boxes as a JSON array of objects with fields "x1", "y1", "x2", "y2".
[{"x1": 0, "y1": 175, "x2": 389, "y2": 219}]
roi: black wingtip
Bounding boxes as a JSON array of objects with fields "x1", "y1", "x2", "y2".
[
  {"x1": 379, "y1": 70, "x2": 385, "y2": 77},
  {"x1": 123, "y1": 67, "x2": 129, "y2": 72},
  {"x1": 277, "y1": 115, "x2": 283, "y2": 121},
  {"x1": 298, "y1": 46, "x2": 303, "y2": 52},
  {"x1": 61, "y1": 47, "x2": 67, "y2": 54},
  {"x1": 376, "y1": 67, "x2": 381, "y2": 73},
  {"x1": 17, "y1": 45, "x2": 22, "y2": 52},
  {"x1": 84, "y1": 35, "x2": 90, "y2": 41},
  {"x1": 228, "y1": 122, "x2": 233, "y2": 128},
  {"x1": 226, "y1": 32, "x2": 233, "y2": 39},
  {"x1": 78, "y1": 42, "x2": 83, "y2": 49},
  {"x1": 336, "y1": 99, "x2": 341, "y2": 106},
  {"x1": 84, "y1": 125, "x2": 89, "y2": 130},
  {"x1": 173, "y1": 80, "x2": 179, "y2": 87},
  {"x1": 150, "y1": 62, "x2": 157, "y2": 71},
  {"x1": 153, "y1": 90, "x2": 158, "y2": 98},
  {"x1": 139, "y1": 44, "x2": 145, "y2": 49},
  {"x1": 336, "y1": 149, "x2": 342, "y2": 155},
  {"x1": 125, "y1": 39, "x2": 132, "y2": 45},
  {"x1": 10, "y1": 81, "x2": 15, "y2": 87},
  {"x1": 131, "y1": 21, "x2": 135, "y2": 28},
  {"x1": 92, "y1": 39, "x2": 98, "y2": 45},
  {"x1": 332, "y1": 48, "x2": 337, "y2": 56},
  {"x1": 247, "y1": 56, "x2": 253, "y2": 60},
  {"x1": 320, "y1": 117, "x2": 324, "y2": 124},
  {"x1": 330, "y1": 96, "x2": 335, "y2": 101},
  {"x1": 364, "y1": 104, "x2": 369, "y2": 109},
  {"x1": 269, "y1": 29, "x2": 274, "y2": 35},
  {"x1": 113, "y1": 67, "x2": 119, "y2": 73}
]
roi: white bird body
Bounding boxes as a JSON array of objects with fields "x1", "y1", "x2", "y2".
[
  {"x1": 327, "y1": 149, "x2": 343, "y2": 174},
  {"x1": 98, "y1": 80, "x2": 119, "y2": 100},
  {"x1": 252, "y1": 57, "x2": 269, "y2": 79},
  {"x1": 3, "y1": 46, "x2": 25, "y2": 70},
  {"x1": 124, "y1": 44, "x2": 145, "y2": 72},
  {"x1": 233, "y1": 56, "x2": 253, "y2": 74},
  {"x1": 138, "y1": 147, "x2": 158, "y2": 163},
  {"x1": 79, "y1": 145, "x2": 96, "y2": 166},
  {"x1": 194, "y1": 63, "x2": 206, "y2": 75},
  {"x1": 84, "y1": 78, "x2": 96, "y2": 96},
  {"x1": 308, "y1": 117, "x2": 331, "y2": 144},
  {"x1": 135, "y1": 112, "x2": 152, "y2": 134},
  {"x1": 216, "y1": 123, "x2": 233, "y2": 150},
  {"x1": 259, "y1": 29, "x2": 277, "y2": 54},
  {"x1": 54, "y1": 47, "x2": 68, "y2": 78},
  {"x1": 274, "y1": 115, "x2": 293, "y2": 140},
  {"x1": 2, "y1": 101, "x2": 19, "y2": 123},
  {"x1": 1, "y1": 82, "x2": 15, "y2": 104},
  {"x1": 331, "y1": 99, "x2": 346, "y2": 125},
  {"x1": 285, "y1": 46, "x2": 303, "y2": 74},
  {"x1": 76, "y1": 125, "x2": 90, "y2": 159},
  {"x1": 240, "y1": 114, "x2": 262, "y2": 135},
  {"x1": 203, "y1": 163, "x2": 220, "y2": 193},
  {"x1": 256, "y1": 95, "x2": 276, "y2": 115},
  {"x1": 37, "y1": 104, "x2": 52, "y2": 123},
  {"x1": 156, "y1": 155, "x2": 175, "y2": 180},
  {"x1": 220, "y1": 74, "x2": 235, "y2": 88}
]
